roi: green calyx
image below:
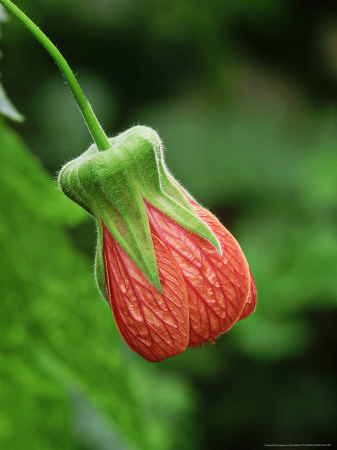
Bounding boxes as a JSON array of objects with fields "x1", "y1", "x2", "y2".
[{"x1": 58, "y1": 126, "x2": 221, "y2": 294}]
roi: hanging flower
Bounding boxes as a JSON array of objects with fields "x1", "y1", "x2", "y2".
[{"x1": 58, "y1": 126, "x2": 256, "y2": 362}]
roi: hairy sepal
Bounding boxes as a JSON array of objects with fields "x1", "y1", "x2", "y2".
[{"x1": 58, "y1": 126, "x2": 220, "y2": 291}]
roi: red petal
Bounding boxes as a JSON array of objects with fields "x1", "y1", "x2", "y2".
[
  {"x1": 103, "y1": 222, "x2": 189, "y2": 362},
  {"x1": 146, "y1": 200, "x2": 252, "y2": 347},
  {"x1": 238, "y1": 269, "x2": 257, "y2": 320}
]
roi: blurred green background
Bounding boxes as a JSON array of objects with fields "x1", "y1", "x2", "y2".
[{"x1": 1, "y1": 0, "x2": 337, "y2": 449}]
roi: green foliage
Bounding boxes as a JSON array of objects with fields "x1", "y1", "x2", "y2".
[{"x1": 0, "y1": 118, "x2": 193, "y2": 450}]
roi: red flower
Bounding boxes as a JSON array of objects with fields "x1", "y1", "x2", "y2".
[
  {"x1": 59, "y1": 125, "x2": 257, "y2": 362},
  {"x1": 103, "y1": 197, "x2": 256, "y2": 362}
]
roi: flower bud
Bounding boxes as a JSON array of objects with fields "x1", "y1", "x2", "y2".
[{"x1": 58, "y1": 126, "x2": 256, "y2": 361}]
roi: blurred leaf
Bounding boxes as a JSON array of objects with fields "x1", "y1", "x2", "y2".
[
  {"x1": 0, "y1": 117, "x2": 86, "y2": 226},
  {"x1": 0, "y1": 81, "x2": 24, "y2": 122},
  {"x1": 0, "y1": 118, "x2": 144, "y2": 449},
  {"x1": 0, "y1": 4, "x2": 8, "y2": 25},
  {"x1": 0, "y1": 118, "x2": 194, "y2": 450}
]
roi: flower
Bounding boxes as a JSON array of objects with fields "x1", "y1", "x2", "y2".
[{"x1": 58, "y1": 126, "x2": 256, "y2": 362}]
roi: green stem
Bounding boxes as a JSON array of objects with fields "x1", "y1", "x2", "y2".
[{"x1": 0, "y1": 0, "x2": 111, "y2": 150}]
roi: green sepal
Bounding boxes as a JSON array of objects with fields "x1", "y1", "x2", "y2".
[
  {"x1": 95, "y1": 221, "x2": 108, "y2": 300},
  {"x1": 58, "y1": 126, "x2": 220, "y2": 293}
]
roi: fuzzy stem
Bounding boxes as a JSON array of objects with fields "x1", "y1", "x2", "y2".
[{"x1": 0, "y1": 0, "x2": 111, "y2": 150}]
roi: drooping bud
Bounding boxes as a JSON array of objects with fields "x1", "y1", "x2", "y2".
[{"x1": 58, "y1": 126, "x2": 256, "y2": 361}]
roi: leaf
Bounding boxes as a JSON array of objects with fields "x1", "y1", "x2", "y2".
[
  {"x1": 0, "y1": 118, "x2": 146, "y2": 449},
  {"x1": 0, "y1": 5, "x2": 8, "y2": 26},
  {"x1": 0, "y1": 118, "x2": 194, "y2": 450},
  {"x1": 0, "y1": 81, "x2": 24, "y2": 122}
]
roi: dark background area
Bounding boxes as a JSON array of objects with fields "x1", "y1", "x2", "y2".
[{"x1": 0, "y1": 0, "x2": 337, "y2": 449}]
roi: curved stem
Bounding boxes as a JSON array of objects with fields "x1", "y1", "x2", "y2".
[{"x1": 0, "y1": 0, "x2": 111, "y2": 151}]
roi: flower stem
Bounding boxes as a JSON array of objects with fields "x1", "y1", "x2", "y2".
[{"x1": 0, "y1": 0, "x2": 111, "y2": 151}]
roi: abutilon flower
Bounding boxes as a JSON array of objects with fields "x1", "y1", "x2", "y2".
[{"x1": 58, "y1": 126, "x2": 256, "y2": 362}]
